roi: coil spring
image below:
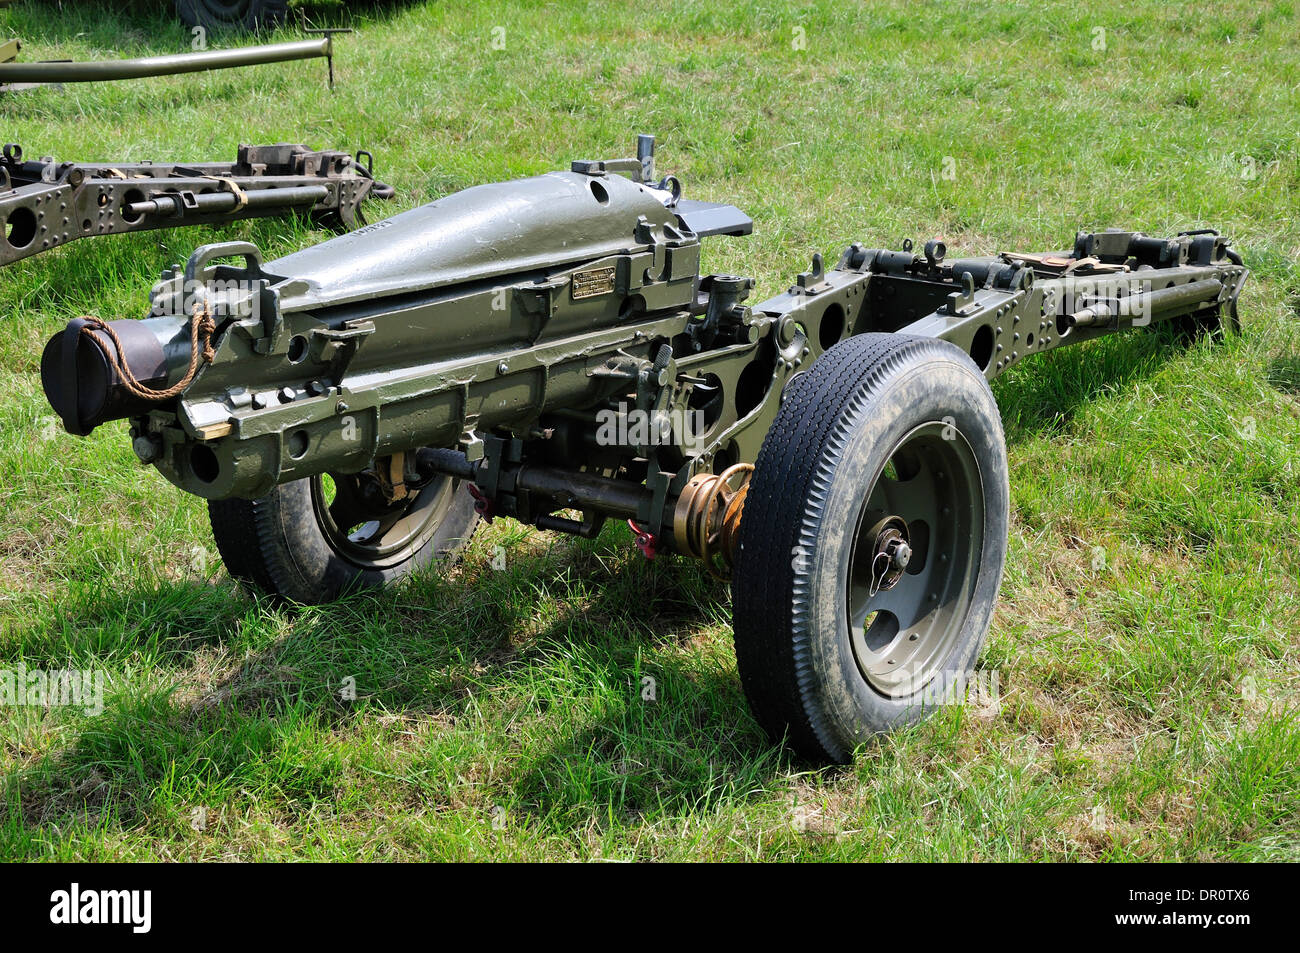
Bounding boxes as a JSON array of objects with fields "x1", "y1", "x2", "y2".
[{"x1": 672, "y1": 463, "x2": 754, "y2": 580}]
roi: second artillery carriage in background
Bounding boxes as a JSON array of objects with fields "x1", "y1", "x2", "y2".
[{"x1": 40, "y1": 137, "x2": 1247, "y2": 762}]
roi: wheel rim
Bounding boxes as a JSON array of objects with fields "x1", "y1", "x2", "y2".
[
  {"x1": 846, "y1": 421, "x2": 984, "y2": 696},
  {"x1": 310, "y1": 471, "x2": 459, "y2": 571}
]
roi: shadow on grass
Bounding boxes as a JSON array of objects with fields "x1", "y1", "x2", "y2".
[
  {"x1": 1266, "y1": 353, "x2": 1300, "y2": 394},
  {"x1": 994, "y1": 324, "x2": 1199, "y2": 445},
  {"x1": 1, "y1": 529, "x2": 786, "y2": 848},
  {"x1": 2, "y1": 326, "x2": 1229, "y2": 848}
]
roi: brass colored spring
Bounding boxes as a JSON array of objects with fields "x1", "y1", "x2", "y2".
[{"x1": 672, "y1": 463, "x2": 754, "y2": 580}]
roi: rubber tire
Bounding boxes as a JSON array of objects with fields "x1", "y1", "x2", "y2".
[
  {"x1": 175, "y1": 0, "x2": 290, "y2": 31},
  {"x1": 207, "y1": 478, "x2": 481, "y2": 605},
  {"x1": 732, "y1": 334, "x2": 1010, "y2": 763}
]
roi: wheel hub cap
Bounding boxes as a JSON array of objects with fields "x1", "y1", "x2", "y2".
[{"x1": 866, "y1": 515, "x2": 911, "y2": 594}]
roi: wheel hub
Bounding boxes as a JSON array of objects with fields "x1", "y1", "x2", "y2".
[
  {"x1": 310, "y1": 464, "x2": 457, "y2": 570},
  {"x1": 866, "y1": 515, "x2": 911, "y2": 594},
  {"x1": 846, "y1": 420, "x2": 985, "y2": 697}
]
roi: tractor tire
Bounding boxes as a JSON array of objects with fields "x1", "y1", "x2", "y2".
[{"x1": 732, "y1": 333, "x2": 1010, "y2": 763}]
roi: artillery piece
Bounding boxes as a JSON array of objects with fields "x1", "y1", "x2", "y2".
[{"x1": 40, "y1": 137, "x2": 1247, "y2": 762}]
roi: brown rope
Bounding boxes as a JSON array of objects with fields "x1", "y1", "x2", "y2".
[{"x1": 79, "y1": 301, "x2": 216, "y2": 402}]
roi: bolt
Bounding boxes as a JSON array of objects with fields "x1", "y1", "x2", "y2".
[
  {"x1": 132, "y1": 434, "x2": 161, "y2": 463},
  {"x1": 336, "y1": 400, "x2": 349, "y2": 413},
  {"x1": 889, "y1": 540, "x2": 912, "y2": 571},
  {"x1": 778, "y1": 318, "x2": 797, "y2": 346}
]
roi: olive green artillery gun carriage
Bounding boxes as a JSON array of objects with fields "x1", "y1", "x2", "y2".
[{"x1": 40, "y1": 137, "x2": 1248, "y2": 763}]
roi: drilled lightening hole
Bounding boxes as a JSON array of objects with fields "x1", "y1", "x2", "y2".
[
  {"x1": 287, "y1": 430, "x2": 310, "y2": 460},
  {"x1": 969, "y1": 324, "x2": 995, "y2": 371},
  {"x1": 735, "y1": 359, "x2": 771, "y2": 418},
  {"x1": 4, "y1": 207, "x2": 37, "y2": 249},
  {"x1": 863, "y1": 610, "x2": 900, "y2": 652},
  {"x1": 190, "y1": 445, "x2": 220, "y2": 484},
  {"x1": 819, "y1": 302, "x2": 846, "y2": 352},
  {"x1": 687, "y1": 373, "x2": 725, "y2": 436},
  {"x1": 287, "y1": 335, "x2": 309, "y2": 363},
  {"x1": 119, "y1": 188, "x2": 147, "y2": 224}
]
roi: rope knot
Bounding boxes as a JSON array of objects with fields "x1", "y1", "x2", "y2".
[{"x1": 193, "y1": 302, "x2": 217, "y2": 364}]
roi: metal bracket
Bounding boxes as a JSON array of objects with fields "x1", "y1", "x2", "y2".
[
  {"x1": 943, "y1": 271, "x2": 979, "y2": 316},
  {"x1": 309, "y1": 319, "x2": 376, "y2": 380},
  {"x1": 793, "y1": 253, "x2": 832, "y2": 295}
]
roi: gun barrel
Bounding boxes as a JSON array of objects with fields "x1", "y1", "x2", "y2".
[
  {"x1": 1068, "y1": 278, "x2": 1223, "y2": 327},
  {"x1": 40, "y1": 317, "x2": 185, "y2": 437},
  {"x1": 37, "y1": 164, "x2": 714, "y2": 497},
  {"x1": 0, "y1": 39, "x2": 330, "y2": 85},
  {"x1": 125, "y1": 185, "x2": 329, "y2": 218}
]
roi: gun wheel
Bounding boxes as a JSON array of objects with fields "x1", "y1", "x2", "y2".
[
  {"x1": 175, "y1": 0, "x2": 289, "y2": 31},
  {"x1": 208, "y1": 468, "x2": 480, "y2": 605},
  {"x1": 732, "y1": 334, "x2": 1010, "y2": 763}
]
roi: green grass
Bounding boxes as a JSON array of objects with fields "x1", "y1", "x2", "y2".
[{"x1": 2, "y1": 0, "x2": 1299, "y2": 860}]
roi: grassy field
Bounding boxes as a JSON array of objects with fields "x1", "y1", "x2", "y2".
[{"x1": 1, "y1": 0, "x2": 1298, "y2": 861}]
